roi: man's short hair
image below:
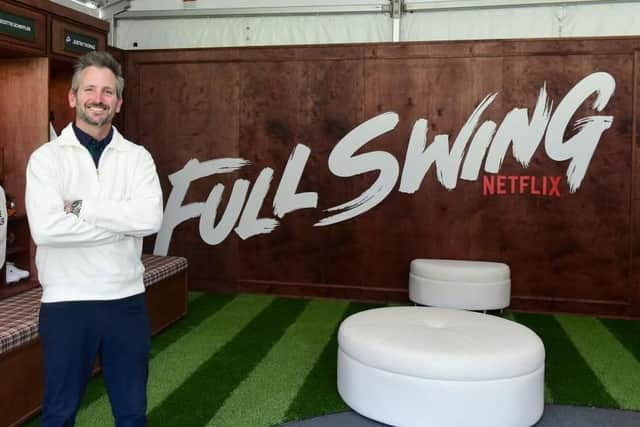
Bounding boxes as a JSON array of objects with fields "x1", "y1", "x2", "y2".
[{"x1": 71, "y1": 51, "x2": 125, "y2": 98}]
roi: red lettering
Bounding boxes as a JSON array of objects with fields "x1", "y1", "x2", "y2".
[
  {"x1": 481, "y1": 174, "x2": 561, "y2": 197},
  {"x1": 483, "y1": 175, "x2": 495, "y2": 195},
  {"x1": 519, "y1": 175, "x2": 530, "y2": 194},
  {"x1": 508, "y1": 175, "x2": 518, "y2": 193},
  {"x1": 497, "y1": 175, "x2": 507, "y2": 194},
  {"x1": 549, "y1": 176, "x2": 561, "y2": 196},
  {"x1": 531, "y1": 176, "x2": 541, "y2": 195}
]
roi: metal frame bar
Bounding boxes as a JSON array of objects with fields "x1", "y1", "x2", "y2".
[
  {"x1": 406, "y1": 0, "x2": 625, "y2": 12},
  {"x1": 111, "y1": 0, "x2": 628, "y2": 20},
  {"x1": 100, "y1": 0, "x2": 130, "y2": 46},
  {"x1": 115, "y1": 3, "x2": 392, "y2": 20}
]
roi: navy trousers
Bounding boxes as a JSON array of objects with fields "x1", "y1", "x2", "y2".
[{"x1": 39, "y1": 293, "x2": 150, "y2": 427}]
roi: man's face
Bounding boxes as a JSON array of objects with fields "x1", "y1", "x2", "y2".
[{"x1": 68, "y1": 66, "x2": 122, "y2": 128}]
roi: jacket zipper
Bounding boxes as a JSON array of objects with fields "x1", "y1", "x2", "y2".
[
  {"x1": 77, "y1": 143, "x2": 106, "y2": 183},
  {"x1": 97, "y1": 144, "x2": 116, "y2": 181}
]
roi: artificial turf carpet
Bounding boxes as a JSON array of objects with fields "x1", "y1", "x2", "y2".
[{"x1": 24, "y1": 293, "x2": 640, "y2": 426}]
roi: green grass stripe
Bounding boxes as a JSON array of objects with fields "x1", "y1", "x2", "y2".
[
  {"x1": 74, "y1": 293, "x2": 275, "y2": 426},
  {"x1": 205, "y1": 298, "x2": 350, "y2": 427},
  {"x1": 87, "y1": 293, "x2": 232, "y2": 403},
  {"x1": 556, "y1": 315, "x2": 640, "y2": 409},
  {"x1": 147, "y1": 297, "x2": 310, "y2": 427},
  {"x1": 284, "y1": 302, "x2": 383, "y2": 423},
  {"x1": 601, "y1": 318, "x2": 640, "y2": 364},
  {"x1": 148, "y1": 293, "x2": 236, "y2": 359},
  {"x1": 511, "y1": 312, "x2": 618, "y2": 408},
  {"x1": 83, "y1": 293, "x2": 234, "y2": 408}
]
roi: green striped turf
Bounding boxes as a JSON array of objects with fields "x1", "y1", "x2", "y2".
[
  {"x1": 511, "y1": 312, "x2": 618, "y2": 408},
  {"x1": 601, "y1": 318, "x2": 640, "y2": 366},
  {"x1": 24, "y1": 297, "x2": 640, "y2": 427},
  {"x1": 205, "y1": 298, "x2": 350, "y2": 426},
  {"x1": 284, "y1": 302, "x2": 382, "y2": 423},
  {"x1": 75, "y1": 293, "x2": 274, "y2": 426},
  {"x1": 146, "y1": 297, "x2": 309, "y2": 427},
  {"x1": 147, "y1": 293, "x2": 235, "y2": 359},
  {"x1": 556, "y1": 315, "x2": 640, "y2": 409}
]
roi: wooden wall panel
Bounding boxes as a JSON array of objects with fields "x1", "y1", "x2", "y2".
[
  {"x1": 236, "y1": 58, "x2": 371, "y2": 295},
  {"x1": 48, "y1": 60, "x2": 74, "y2": 135},
  {"x1": 126, "y1": 38, "x2": 640, "y2": 317},
  {"x1": 134, "y1": 61, "x2": 241, "y2": 288},
  {"x1": 0, "y1": 58, "x2": 48, "y2": 216},
  {"x1": 359, "y1": 56, "x2": 506, "y2": 297},
  {"x1": 0, "y1": 58, "x2": 48, "y2": 280},
  {"x1": 502, "y1": 54, "x2": 633, "y2": 309},
  {"x1": 632, "y1": 50, "x2": 640, "y2": 317}
]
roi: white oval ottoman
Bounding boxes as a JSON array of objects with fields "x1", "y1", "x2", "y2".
[
  {"x1": 337, "y1": 307, "x2": 545, "y2": 427},
  {"x1": 409, "y1": 259, "x2": 511, "y2": 310}
]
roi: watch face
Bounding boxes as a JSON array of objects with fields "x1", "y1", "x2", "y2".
[{"x1": 71, "y1": 200, "x2": 82, "y2": 215}]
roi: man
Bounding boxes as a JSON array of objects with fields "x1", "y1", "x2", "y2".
[{"x1": 25, "y1": 51, "x2": 163, "y2": 426}]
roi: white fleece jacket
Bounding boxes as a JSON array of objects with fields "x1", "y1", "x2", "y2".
[{"x1": 26, "y1": 124, "x2": 163, "y2": 303}]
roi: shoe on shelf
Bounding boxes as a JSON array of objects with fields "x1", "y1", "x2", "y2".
[
  {"x1": 6, "y1": 262, "x2": 29, "y2": 284},
  {"x1": 6, "y1": 265, "x2": 20, "y2": 284}
]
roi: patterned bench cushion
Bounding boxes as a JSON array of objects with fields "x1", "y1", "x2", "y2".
[
  {"x1": 0, "y1": 255, "x2": 188, "y2": 356},
  {"x1": 142, "y1": 255, "x2": 188, "y2": 287},
  {"x1": 0, "y1": 287, "x2": 41, "y2": 357}
]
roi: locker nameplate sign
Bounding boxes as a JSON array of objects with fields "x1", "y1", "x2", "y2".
[
  {"x1": 0, "y1": 10, "x2": 35, "y2": 41},
  {"x1": 64, "y1": 30, "x2": 97, "y2": 54}
]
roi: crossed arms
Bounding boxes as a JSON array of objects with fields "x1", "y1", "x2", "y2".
[{"x1": 26, "y1": 146, "x2": 163, "y2": 248}]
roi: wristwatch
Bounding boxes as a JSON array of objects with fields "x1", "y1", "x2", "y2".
[{"x1": 70, "y1": 200, "x2": 82, "y2": 217}]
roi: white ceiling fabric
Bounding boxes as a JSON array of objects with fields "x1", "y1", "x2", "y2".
[
  {"x1": 116, "y1": 14, "x2": 390, "y2": 49},
  {"x1": 54, "y1": 0, "x2": 640, "y2": 49}
]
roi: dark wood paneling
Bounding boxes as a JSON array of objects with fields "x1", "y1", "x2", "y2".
[
  {"x1": 0, "y1": 58, "x2": 48, "y2": 217},
  {"x1": 632, "y1": 50, "x2": 640, "y2": 318},
  {"x1": 360, "y1": 56, "x2": 505, "y2": 294},
  {"x1": 0, "y1": 58, "x2": 48, "y2": 280},
  {"x1": 127, "y1": 38, "x2": 640, "y2": 316},
  {"x1": 502, "y1": 54, "x2": 632, "y2": 308},
  {"x1": 237, "y1": 58, "x2": 368, "y2": 289},
  {"x1": 0, "y1": 339, "x2": 44, "y2": 427},
  {"x1": 146, "y1": 270, "x2": 188, "y2": 335},
  {"x1": 48, "y1": 59, "x2": 74, "y2": 135},
  {"x1": 133, "y1": 60, "x2": 242, "y2": 284}
]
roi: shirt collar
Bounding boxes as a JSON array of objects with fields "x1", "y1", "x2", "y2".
[{"x1": 72, "y1": 122, "x2": 114, "y2": 147}]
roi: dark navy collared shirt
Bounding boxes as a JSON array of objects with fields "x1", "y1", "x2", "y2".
[{"x1": 72, "y1": 123, "x2": 114, "y2": 168}]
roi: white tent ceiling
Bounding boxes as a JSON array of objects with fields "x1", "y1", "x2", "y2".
[{"x1": 51, "y1": 0, "x2": 640, "y2": 49}]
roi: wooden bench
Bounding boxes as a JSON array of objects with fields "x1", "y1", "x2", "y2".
[{"x1": 0, "y1": 255, "x2": 188, "y2": 427}]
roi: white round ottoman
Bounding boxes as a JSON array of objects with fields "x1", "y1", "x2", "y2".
[
  {"x1": 337, "y1": 307, "x2": 545, "y2": 427},
  {"x1": 409, "y1": 259, "x2": 511, "y2": 310}
]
